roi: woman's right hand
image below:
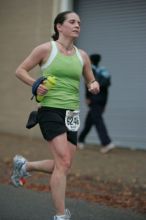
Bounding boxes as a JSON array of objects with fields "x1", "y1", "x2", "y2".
[{"x1": 37, "y1": 84, "x2": 48, "y2": 96}]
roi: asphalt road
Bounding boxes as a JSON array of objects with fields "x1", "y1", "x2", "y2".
[{"x1": 0, "y1": 184, "x2": 145, "y2": 220}]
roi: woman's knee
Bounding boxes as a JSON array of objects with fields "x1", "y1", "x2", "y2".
[{"x1": 59, "y1": 156, "x2": 72, "y2": 174}]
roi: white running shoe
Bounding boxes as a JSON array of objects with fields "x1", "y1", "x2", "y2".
[
  {"x1": 78, "y1": 142, "x2": 85, "y2": 150},
  {"x1": 54, "y1": 209, "x2": 71, "y2": 220},
  {"x1": 100, "y1": 143, "x2": 115, "y2": 154},
  {"x1": 11, "y1": 155, "x2": 30, "y2": 187}
]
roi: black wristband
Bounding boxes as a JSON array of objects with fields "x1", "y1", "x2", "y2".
[
  {"x1": 87, "y1": 79, "x2": 96, "y2": 86},
  {"x1": 31, "y1": 76, "x2": 46, "y2": 101},
  {"x1": 32, "y1": 76, "x2": 46, "y2": 96}
]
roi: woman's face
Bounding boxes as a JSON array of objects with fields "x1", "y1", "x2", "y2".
[{"x1": 58, "y1": 13, "x2": 81, "y2": 39}]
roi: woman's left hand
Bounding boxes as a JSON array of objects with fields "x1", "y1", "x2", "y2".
[{"x1": 88, "y1": 80, "x2": 100, "y2": 94}]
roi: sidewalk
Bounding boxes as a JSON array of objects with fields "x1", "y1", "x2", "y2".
[
  {"x1": 0, "y1": 184, "x2": 145, "y2": 220},
  {"x1": 0, "y1": 132, "x2": 146, "y2": 218}
]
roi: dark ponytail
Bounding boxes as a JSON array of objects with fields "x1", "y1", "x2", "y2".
[{"x1": 51, "y1": 11, "x2": 74, "y2": 41}]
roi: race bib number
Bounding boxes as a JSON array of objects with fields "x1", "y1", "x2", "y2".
[{"x1": 65, "y1": 110, "x2": 80, "y2": 132}]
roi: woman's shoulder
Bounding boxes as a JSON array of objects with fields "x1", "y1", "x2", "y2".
[
  {"x1": 78, "y1": 48, "x2": 88, "y2": 57},
  {"x1": 32, "y1": 42, "x2": 52, "y2": 64},
  {"x1": 78, "y1": 48, "x2": 90, "y2": 64},
  {"x1": 34, "y1": 42, "x2": 52, "y2": 54}
]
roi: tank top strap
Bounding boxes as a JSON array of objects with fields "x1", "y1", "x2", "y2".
[
  {"x1": 41, "y1": 41, "x2": 58, "y2": 70},
  {"x1": 74, "y1": 46, "x2": 84, "y2": 66}
]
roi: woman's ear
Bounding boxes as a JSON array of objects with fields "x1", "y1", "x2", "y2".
[{"x1": 56, "y1": 23, "x2": 62, "y2": 32}]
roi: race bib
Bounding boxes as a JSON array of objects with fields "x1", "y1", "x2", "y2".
[{"x1": 65, "y1": 110, "x2": 80, "y2": 132}]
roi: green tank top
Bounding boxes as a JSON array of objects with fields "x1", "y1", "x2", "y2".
[{"x1": 40, "y1": 41, "x2": 83, "y2": 110}]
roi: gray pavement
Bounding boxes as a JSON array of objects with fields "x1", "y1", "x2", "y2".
[{"x1": 0, "y1": 184, "x2": 145, "y2": 220}]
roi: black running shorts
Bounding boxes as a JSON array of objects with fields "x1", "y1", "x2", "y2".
[{"x1": 37, "y1": 107, "x2": 77, "y2": 146}]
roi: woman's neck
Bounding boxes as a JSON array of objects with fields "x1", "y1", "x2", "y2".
[
  {"x1": 56, "y1": 40, "x2": 74, "y2": 55},
  {"x1": 57, "y1": 41, "x2": 73, "y2": 50}
]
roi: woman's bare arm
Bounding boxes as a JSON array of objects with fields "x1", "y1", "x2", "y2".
[
  {"x1": 16, "y1": 43, "x2": 51, "y2": 86},
  {"x1": 80, "y1": 49, "x2": 100, "y2": 94}
]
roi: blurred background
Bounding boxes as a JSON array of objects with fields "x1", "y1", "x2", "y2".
[{"x1": 0, "y1": 0, "x2": 146, "y2": 150}]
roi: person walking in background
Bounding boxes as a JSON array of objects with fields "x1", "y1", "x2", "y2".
[
  {"x1": 78, "y1": 54, "x2": 115, "y2": 154},
  {"x1": 11, "y1": 11, "x2": 100, "y2": 220}
]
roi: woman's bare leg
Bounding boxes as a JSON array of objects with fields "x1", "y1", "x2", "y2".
[
  {"x1": 26, "y1": 159, "x2": 54, "y2": 174},
  {"x1": 24, "y1": 132, "x2": 76, "y2": 216},
  {"x1": 49, "y1": 133, "x2": 76, "y2": 216}
]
